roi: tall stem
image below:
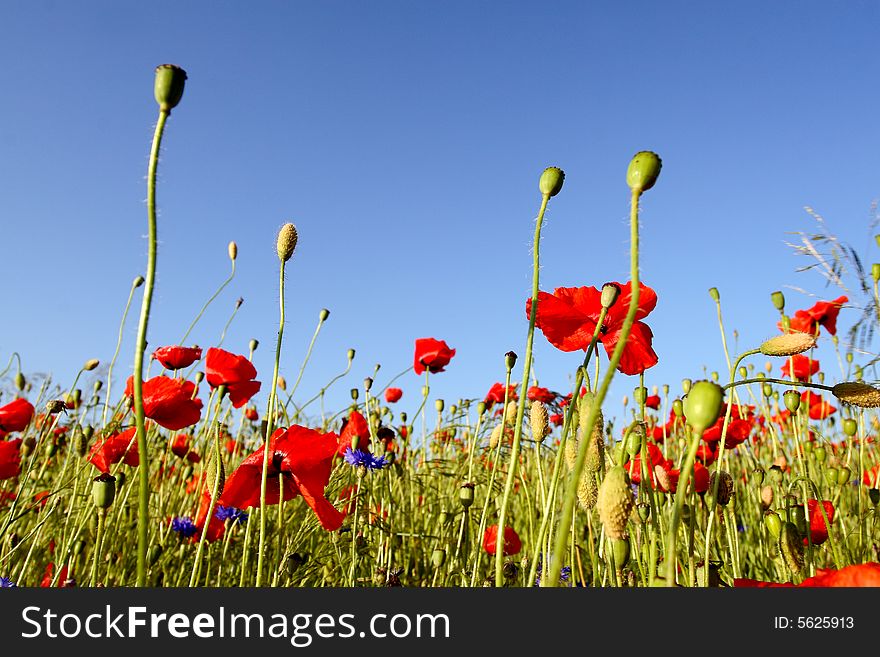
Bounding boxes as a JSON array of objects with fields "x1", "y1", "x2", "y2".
[{"x1": 132, "y1": 108, "x2": 169, "y2": 587}]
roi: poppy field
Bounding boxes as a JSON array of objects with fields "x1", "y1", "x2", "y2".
[{"x1": 3, "y1": 65, "x2": 880, "y2": 589}]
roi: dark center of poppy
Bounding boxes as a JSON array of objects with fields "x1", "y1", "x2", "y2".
[
  {"x1": 600, "y1": 324, "x2": 608, "y2": 334},
  {"x1": 271, "y1": 451, "x2": 285, "y2": 474}
]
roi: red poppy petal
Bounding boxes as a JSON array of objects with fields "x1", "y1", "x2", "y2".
[
  {"x1": 529, "y1": 290, "x2": 597, "y2": 352},
  {"x1": 602, "y1": 320, "x2": 659, "y2": 375}
]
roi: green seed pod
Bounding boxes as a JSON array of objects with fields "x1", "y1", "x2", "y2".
[
  {"x1": 14, "y1": 372, "x2": 26, "y2": 391},
  {"x1": 636, "y1": 502, "x2": 651, "y2": 522},
  {"x1": 435, "y1": 399, "x2": 444, "y2": 413},
  {"x1": 762, "y1": 382, "x2": 773, "y2": 398},
  {"x1": 73, "y1": 539, "x2": 86, "y2": 557},
  {"x1": 752, "y1": 468, "x2": 765, "y2": 486},
  {"x1": 825, "y1": 467, "x2": 838, "y2": 485},
  {"x1": 154, "y1": 64, "x2": 187, "y2": 113},
  {"x1": 504, "y1": 351, "x2": 517, "y2": 370},
  {"x1": 681, "y1": 379, "x2": 692, "y2": 395},
  {"x1": 431, "y1": 548, "x2": 446, "y2": 568},
  {"x1": 83, "y1": 358, "x2": 100, "y2": 371},
  {"x1": 771, "y1": 290, "x2": 785, "y2": 311},
  {"x1": 672, "y1": 398, "x2": 683, "y2": 417},
  {"x1": 710, "y1": 471, "x2": 735, "y2": 506},
  {"x1": 601, "y1": 283, "x2": 621, "y2": 309},
  {"x1": 626, "y1": 151, "x2": 662, "y2": 193},
  {"x1": 624, "y1": 422, "x2": 643, "y2": 457},
  {"x1": 708, "y1": 287, "x2": 720, "y2": 302},
  {"x1": 92, "y1": 473, "x2": 116, "y2": 509},
  {"x1": 633, "y1": 386, "x2": 647, "y2": 406},
  {"x1": 837, "y1": 466, "x2": 851, "y2": 486},
  {"x1": 538, "y1": 166, "x2": 565, "y2": 197},
  {"x1": 610, "y1": 537, "x2": 630, "y2": 569},
  {"x1": 206, "y1": 453, "x2": 225, "y2": 496},
  {"x1": 597, "y1": 466, "x2": 634, "y2": 540},
  {"x1": 149, "y1": 544, "x2": 164, "y2": 566},
  {"x1": 868, "y1": 489, "x2": 880, "y2": 506},
  {"x1": 769, "y1": 464, "x2": 784, "y2": 483},
  {"x1": 842, "y1": 418, "x2": 858, "y2": 436},
  {"x1": 790, "y1": 505, "x2": 807, "y2": 535},
  {"x1": 438, "y1": 510, "x2": 451, "y2": 525},
  {"x1": 813, "y1": 445, "x2": 826, "y2": 463},
  {"x1": 803, "y1": 440, "x2": 814, "y2": 454},
  {"x1": 683, "y1": 381, "x2": 724, "y2": 433},
  {"x1": 783, "y1": 389, "x2": 801, "y2": 413},
  {"x1": 459, "y1": 483, "x2": 475, "y2": 509},
  {"x1": 779, "y1": 522, "x2": 804, "y2": 575}
]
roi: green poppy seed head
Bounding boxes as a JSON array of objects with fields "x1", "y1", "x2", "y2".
[
  {"x1": 626, "y1": 151, "x2": 662, "y2": 193},
  {"x1": 154, "y1": 64, "x2": 187, "y2": 113},
  {"x1": 539, "y1": 166, "x2": 565, "y2": 198}
]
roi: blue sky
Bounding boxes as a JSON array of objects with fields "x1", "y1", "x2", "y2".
[{"x1": 1, "y1": 1, "x2": 878, "y2": 428}]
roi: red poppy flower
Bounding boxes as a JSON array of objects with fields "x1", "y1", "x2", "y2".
[
  {"x1": 384, "y1": 388, "x2": 403, "y2": 403},
  {"x1": 413, "y1": 338, "x2": 456, "y2": 375},
  {"x1": 695, "y1": 442, "x2": 717, "y2": 465},
  {"x1": 0, "y1": 439, "x2": 23, "y2": 480},
  {"x1": 205, "y1": 347, "x2": 262, "y2": 408},
  {"x1": 242, "y1": 406, "x2": 259, "y2": 422},
  {"x1": 864, "y1": 464, "x2": 880, "y2": 487},
  {"x1": 549, "y1": 413, "x2": 563, "y2": 426},
  {"x1": 644, "y1": 394, "x2": 661, "y2": 410},
  {"x1": 151, "y1": 345, "x2": 202, "y2": 370},
  {"x1": 40, "y1": 562, "x2": 69, "y2": 588},
  {"x1": 805, "y1": 499, "x2": 835, "y2": 545},
  {"x1": 527, "y1": 281, "x2": 659, "y2": 376},
  {"x1": 736, "y1": 563, "x2": 880, "y2": 588},
  {"x1": 482, "y1": 524, "x2": 522, "y2": 556},
  {"x1": 626, "y1": 443, "x2": 666, "y2": 484},
  {"x1": 87, "y1": 427, "x2": 139, "y2": 473},
  {"x1": 125, "y1": 375, "x2": 203, "y2": 430},
  {"x1": 220, "y1": 425, "x2": 344, "y2": 531},
  {"x1": 336, "y1": 410, "x2": 371, "y2": 456},
  {"x1": 781, "y1": 354, "x2": 819, "y2": 381},
  {"x1": 194, "y1": 492, "x2": 229, "y2": 543},
  {"x1": 527, "y1": 386, "x2": 556, "y2": 404},
  {"x1": 807, "y1": 398, "x2": 836, "y2": 420},
  {"x1": 702, "y1": 416, "x2": 752, "y2": 447},
  {"x1": 0, "y1": 398, "x2": 35, "y2": 435},
  {"x1": 170, "y1": 434, "x2": 191, "y2": 458},
  {"x1": 778, "y1": 296, "x2": 848, "y2": 336},
  {"x1": 484, "y1": 382, "x2": 518, "y2": 405}
]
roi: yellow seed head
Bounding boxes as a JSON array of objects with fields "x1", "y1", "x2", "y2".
[
  {"x1": 579, "y1": 392, "x2": 605, "y2": 472},
  {"x1": 530, "y1": 401, "x2": 549, "y2": 440},
  {"x1": 597, "y1": 465, "x2": 634, "y2": 540},
  {"x1": 832, "y1": 382, "x2": 880, "y2": 408},
  {"x1": 228, "y1": 241, "x2": 238, "y2": 261},
  {"x1": 503, "y1": 400, "x2": 517, "y2": 425},
  {"x1": 83, "y1": 358, "x2": 100, "y2": 371},
  {"x1": 759, "y1": 333, "x2": 817, "y2": 357},
  {"x1": 489, "y1": 424, "x2": 503, "y2": 450},
  {"x1": 276, "y1": 223, "x2": 298, "y2": 262}
]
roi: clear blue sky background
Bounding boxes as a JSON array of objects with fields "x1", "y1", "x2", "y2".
[{"x1": 2, "y1": 1, "x2": 879, "y2": 427}]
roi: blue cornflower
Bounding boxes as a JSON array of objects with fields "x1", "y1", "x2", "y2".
[
  {"x1": 344, "y1": 447, "x2": 388, "y2": 471},
  {"x1": 170, "y1": 516, "x2": 198, "y2": 538},
  {"x1": 215, "y1": 505, "x2": 248, "y2": 525},
  {"x1": 533, "y1": 555, "x2": 574, "y2": 587},
  {"x1": 0, "y1": 577, "x2": 16, "y2": 588}
]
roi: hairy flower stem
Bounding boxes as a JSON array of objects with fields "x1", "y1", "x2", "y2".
[
  {"x1": 256, "y1": 259, "x2": 288, "y2": 587},
  {"x1": 132, "y1": 108, "x2": 170, "y2": 587},
  {"x1": 179, "y1": 259, "x2": 236, "y2": 346},
  {"x1": 546, "y1": 189, "x2": 644, "y2": 587},
  {"x1": 493, "y1": 194, "x2": 550, "y2": 586},
  {"x1": 284, "y1": 311, "x2": 329, "y2": 418}
]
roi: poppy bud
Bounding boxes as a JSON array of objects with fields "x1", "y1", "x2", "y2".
[
  {"x1": 225, "y1": 243, "x2": 237, "y2": 264},
  {"x1": 833, "y1": 382, "x2": 880, "y2": 409},
  {"x1": 610, "y1": 537, "x2": 630, "y2": 569},
  {"x1": 626, "y1": 151, "x2": 662, "y2": 192},
  {"x1": 363, "y1": 377, "x2": 373, "y2": 393},
  {"x1": 350, "y1": 388, "x2": 359, "y2": 401},
  {"x1": 435, "y1": 399, "x2": 444, "y2": 413},
  {"x1": 681, "y1": 379, "x2": 692, "y2": 394},
  {"x1": 459, "y1": 483, "x2": 475, "y2": 508},
  {"x1": 869, "y1": 489, "x2": 880, "y2": 506},
  {"x1": 840, "y1": 418, "x2": 857, "y2": 437},
  {"x1": 319, "y1": 308, "x2": 330, "y2": 322},
  {"x1": 837, "y1": 466, "x2": 851, "y2": 485},
  {"x1": 83, "y1": 358, "x2": 99, "y2": 372},
  {"x1": 538, "y1": 166, "x2": 565, "y2": 197},
  {"x1": 708, "y1": 287, "x2": 720, "y2": 302},
  {"x1": 762, "y1": 382, "x2": 773, "y2": 398},
  {"x1": 276, "y1": 223, "x2": 298, "y2": 262},
  {"x1": 92, "y1": 473, "x2": 116, "y2": 509},
  {"x1": 194, "y1": 371, "x2": 204, "y2": 386},
  {"x1": 813, "y1": 445, "x2": 826, "y2": 463},
  {"x1": 873, "y1": 263, "x2": 880, "y2": 284},
  {"x1": 476, "y1": 402, "x2": 486, "y2": 417},
  {"x1": 14, "y1": 372, "x2": 25, "y2": 391},
  {"x1": 771, "y1": 290, "x2": 785, "y2": 311},
  {"x1": 783, "y1": 389, "x2": 800, "y2": 413},
  {"x1": 277, "y1": 376, "x2": 286, "y2": 391},
  {"x1": 400, "y1": 412, "x2": 408, "y2": 423},
  {"x1": 431, "y1": 548, "x2": 446, "y2": 568},
  {"x1": 625, "y1": 422, "x2": 643, "y2": 457},
  {"x1": 672, "y1": 398, "x2": 683, "y2": 417},
  {"x1": 347, "y1": 348, "x2": 356, "y2": 362},
  {"x1": 249, "y1": 339, "x2": 259, "y2": 353},
  {"x1": 154, "y1": 64, "x2": 187, "y2": 113},
  {"x1": 597, "y1": 465, "x2": 633, "y2": 540},
  {"x1": 530, "y1": 401, "x2": 549, "y2": 440},
  {"x1": 206, "y1": 453, "x2": 225, "y2": 496},
  {"x1": 93, "y1": 379, "x2": 103, "y2": 393},
  {"x1": 683, "y1": 380, "x2": 723, "y2": 433},
  {"x1": 760, "y1": 333, "x2": 817, "y2": 357},
  {"x1": 779, "y1": 522, "x2": 804, "y2": 574},
  {"x1": 760, "y1": 484, "x2": 773, "y2": 509}
]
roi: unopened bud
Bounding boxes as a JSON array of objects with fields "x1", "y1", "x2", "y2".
[
  {"x1": 626, "y1": 151, "x2": 662, "y2": 193},
  {"x1": 319, "y1": 308, "x2": 330, "y2": 322},
  {"x1": 538, "y1": 166, "x2": 565, "y2": 197},
  {"x1": 228, "y1": 241, "x2": 238, "y2": 261},
  {"x1": 276, "y1": 223, "x2": 298, "y2": 262}
]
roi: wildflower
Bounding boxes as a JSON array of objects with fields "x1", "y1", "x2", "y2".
[
  {"x1": 801, "y1": 391, "x2": 836, "y2": 420},
  {"x1": 549, "y1": 413, "x2": 563, "y2": 427},
  {"x1": 482, "y1": 525, "x2": 522, "y2": 556},
  {"x1": 336, "y1": 410, "x2": 371, "y2": 456},
  {"x1": 413, "y1": 338, "x2": 456, "y2": 375},
  {"x1": 527, "y1": 281, "x2": 659, "y2": 375},
  {"x1": 534, "y1": 557, "x2": 573, "y2": 587},
  {"x1": 87, "y1": 427, "x2": 139, "y2": 473},
  {"x1": 170, "y1": 516, "x2": 198, "y2": 538},
  {"x1": 125, "y1": 375, "x2": 203, "y2": 430},
  {"x1": 527, "y1": 386, "x2": 556, "y2": 404},
  {"x1": 735, "y1": 562, "x2": 880, "y2": 587},
  {"x1": 0, "y1": 439, "x2": 23, "y2": 480},
  {"x1": 40, "y1": 563, "x2": 68, "y2": 588},
  {"x1": 781, "y1": 354, "x2": 819, "y2": 381},
  {"x1": 344, "y1": 447, "x2": 388, "y2": 471},
  {"x1": 215, "y1": 505, "x2": 248, "y2": 525},
  {"x1": 0, "y1": 577, "x2": 16, "y2": 588},
  {"x1": 805, "y1": 499, "x2": 834, "y2": 545},
  {"x1": 205, "y1": 347, "x2": 261, "y2": 408},
  {"x1": 484, "y1": 382, "x2": 517, "y2": 405},
  {"x1": 644, "y1": 394, "x2": 661, "y2": 410},
  {"x1": 779, "y1": 296, "x2": 848, "y2": 336},
  {"x1": 384, "y1": 388, "x2": 403, "y2": 403},
  {"x1": 220, "y1": 425, "x2": 344, "y2": 531},
  {"x1": 244, "y1": 407, "x2": 259, "y2": 422},
  {"x1": 151, "y1": 345, "x2": 202, "y2": 370},
  {"x1": 0, "y1": 398, "x2": 34, "y2": 436}
]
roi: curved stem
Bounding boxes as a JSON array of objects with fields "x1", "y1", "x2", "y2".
[
  {"x1": 256, "y1": 260, "x2": 286, "y2": 586},
  {"x1": 132, "y1": 108, "x2": 169, "y2": 587},
  {"x1": 179, "y1": 261, "x2": 236, "y2": 345},
  {"x1": 103, "y1": 278, "x2": 141, "y2": 428}
]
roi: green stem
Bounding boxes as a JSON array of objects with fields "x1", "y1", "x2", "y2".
[
  {"x1": 132, "y1": 108, "x2": 169, "y2": 587},
  {"x1": 102, "y1": 277, "x2": 141, "y2": 428}
]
